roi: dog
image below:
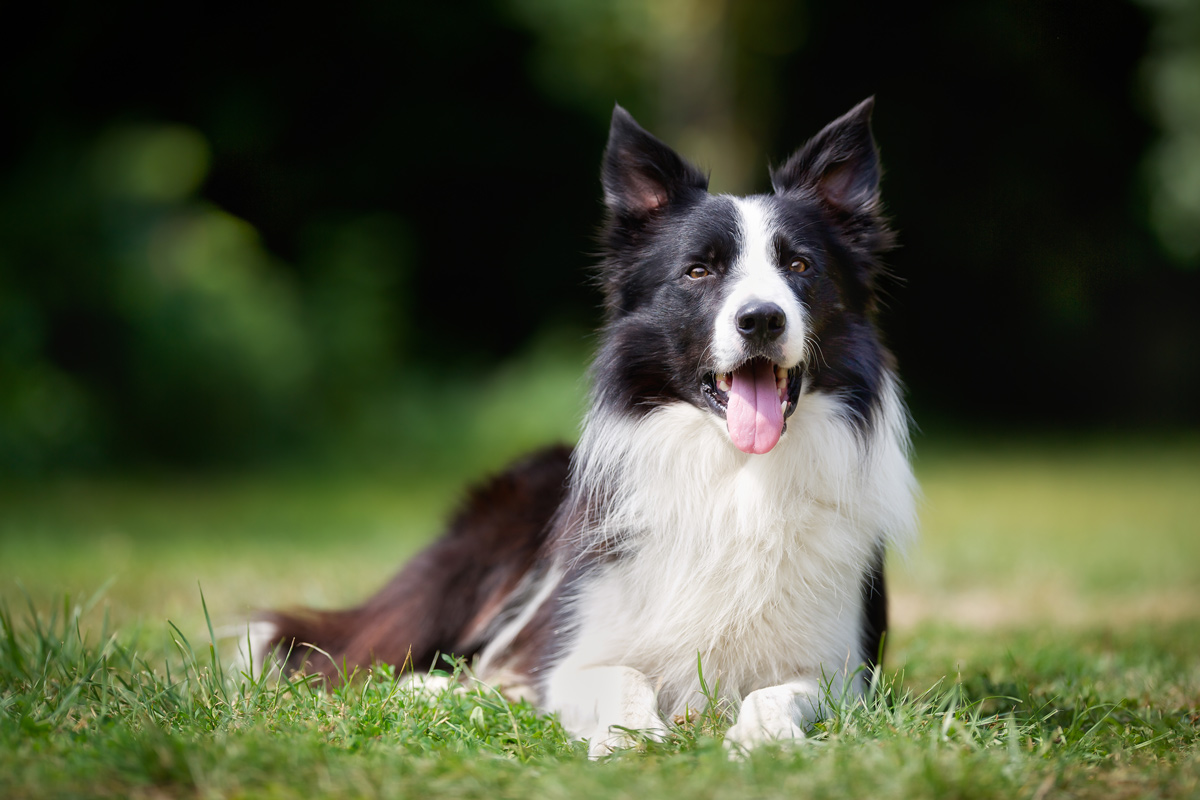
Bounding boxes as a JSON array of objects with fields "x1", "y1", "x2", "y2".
[{"x1": 255, "y1": 98, "x2": 917, "y2": 756}]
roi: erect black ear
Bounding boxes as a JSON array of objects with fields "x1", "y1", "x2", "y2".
[
  {"x1": 602, "y1": 105, "x2": 709, "y2": 218},
  {"x1": 770, "y1": 97, "x2": 881, "y2": 215}
]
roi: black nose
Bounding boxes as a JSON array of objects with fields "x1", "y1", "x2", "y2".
[{"x1": 736, "y1": 302, "x2": 786, "y2": 343}]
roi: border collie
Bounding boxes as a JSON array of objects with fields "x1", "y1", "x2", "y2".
[{"x1": 256, "y1": 98, "x2": 917, "y2": 756}]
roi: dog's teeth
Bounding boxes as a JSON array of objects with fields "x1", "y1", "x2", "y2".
[
  {"x1": 717, "y1": 376, "x2": 731, "y2": 393},
  {"x1": 775, "y1": 365, "x2": 787, "y2": 381},
  {"x1": 781, "y1": 400, "x2": 788, "y2": 414}
]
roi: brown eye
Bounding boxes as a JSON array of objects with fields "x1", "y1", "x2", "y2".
[
  {"x1": 788, "y1": 257, "x2": 810, "y2": 274},
  {"x1": 686, "y1": 265, "x2": 711, "y2": 279}
]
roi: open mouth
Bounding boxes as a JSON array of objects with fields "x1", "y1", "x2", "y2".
[{"x1": 701, "y1": 358, "x2": 803, "y2": 455}]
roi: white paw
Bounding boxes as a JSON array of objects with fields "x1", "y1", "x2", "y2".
[
  {"x1": 403, "y1": 672, "x2": 458, "y2": 696},
  {"x1": 724, "y1": 684, "x2": 813, "y2": 754},
  {"x1": 576, "y1": 665, "x2": 671, "y2": 759},
  {"x1": 586, "y1": 708, "x2": 671, "y2": 758},
  {"x1": 224, "y1": 621, "x2": 280, "y2": 680}
]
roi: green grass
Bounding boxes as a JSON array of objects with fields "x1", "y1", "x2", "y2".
[{"x1": 2, "y1": 435, "x2": 1199, "y2": 798}]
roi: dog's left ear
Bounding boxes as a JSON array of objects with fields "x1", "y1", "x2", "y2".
[{"x1": 771, "y1": 97, "x2": 880, "y2": 216}]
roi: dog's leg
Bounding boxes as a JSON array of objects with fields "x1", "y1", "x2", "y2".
[
  {"x1": 724, "y1": 677, "x2": 838, "y2": 752},
  {"x1": 547, "y1": 664, "x2": 671, "y2": 758}
]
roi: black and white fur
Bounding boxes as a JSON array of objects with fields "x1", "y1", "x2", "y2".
[{"x1": 255, "y1": 98, "x2": 917, "y2": 756}]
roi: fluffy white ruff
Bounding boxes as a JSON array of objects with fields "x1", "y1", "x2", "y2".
[{"x1": 538, "y1": 380, "x2": 916, "y2": 748}]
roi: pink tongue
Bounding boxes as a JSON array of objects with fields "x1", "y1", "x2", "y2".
[{"x1": 726, "y1": 360, "x2": 784, "y2": 454}]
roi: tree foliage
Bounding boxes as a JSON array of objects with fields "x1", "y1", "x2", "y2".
[{"x1": 0, "y1": 0, "x2": 1196, "y2": 471}]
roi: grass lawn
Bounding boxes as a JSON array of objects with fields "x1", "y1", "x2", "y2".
[{"x1": 2, "y1": 434, "x2": 1198, "y2": 799}]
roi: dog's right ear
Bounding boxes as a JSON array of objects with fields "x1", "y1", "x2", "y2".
[{"x1": 602, "y1": 106, "x2": 709, "y2": 219}]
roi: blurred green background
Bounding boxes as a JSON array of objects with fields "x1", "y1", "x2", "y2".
[
  {"x1": 2, "y1": 0, "x2": 1197, "y2": 474},
  {"x1": 4, "y1": 13, "x2": 1199, "y2": 796},
  {"x1": 2, "y1": 0, "x2": 1199, "y2": 640}
]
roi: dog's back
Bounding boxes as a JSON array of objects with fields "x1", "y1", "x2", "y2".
[{"x1": 265, "y1": 445, "x2": 570, "y2": 679}]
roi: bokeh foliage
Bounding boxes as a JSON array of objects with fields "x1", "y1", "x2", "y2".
[
  {"x1": 1140, "y1": 0, "x2": 1200, "y2": 264},
  {"x1": 1, "y1": 0, "x2": 1197, "y2": 472},
  {"x1": 0, "y1": 123, "x2": 405, "y2": 467}
]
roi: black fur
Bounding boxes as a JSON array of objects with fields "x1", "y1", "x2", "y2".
[
  {"x1": 592, "y1": 100, "x2": 895, "y2": 436},
  {"x1": 860, "y1": 547, "x2": 889, "y2": 669}
]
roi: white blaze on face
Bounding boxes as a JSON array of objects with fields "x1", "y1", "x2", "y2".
[
  {"x1": 712, "y1": 197, "x2": 808, "y2": 454},
  {"x1": 712, "y1": 197, "x2": 808, "y2": 370}
]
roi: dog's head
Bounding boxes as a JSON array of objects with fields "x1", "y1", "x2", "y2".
[{"x1": 592, "y1": 99, "x2": 895, "y2": 455}]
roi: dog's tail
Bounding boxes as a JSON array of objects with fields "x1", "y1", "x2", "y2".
[{"x1": 262, "y1": 445, "x2": 572, "y2": 682}]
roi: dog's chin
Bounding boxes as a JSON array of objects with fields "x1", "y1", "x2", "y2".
[{"x1": 699, "y1": 358, "x2": 803, "y2": 453}]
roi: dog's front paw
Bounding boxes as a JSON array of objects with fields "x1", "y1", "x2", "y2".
[
  {"x1": 586, "y1": 713, "x2": 671, "y2": 759},
  {"x1": 724, "y1": 684, "x2": 813, "y2": 754},
  {"x1": 577, "y1": 665, "x2": 671, "y2": 759}
]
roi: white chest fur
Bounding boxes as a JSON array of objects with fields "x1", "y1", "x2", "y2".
[{"x1": 548, "y1": 384, "x2": 916, "y2": 719}]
